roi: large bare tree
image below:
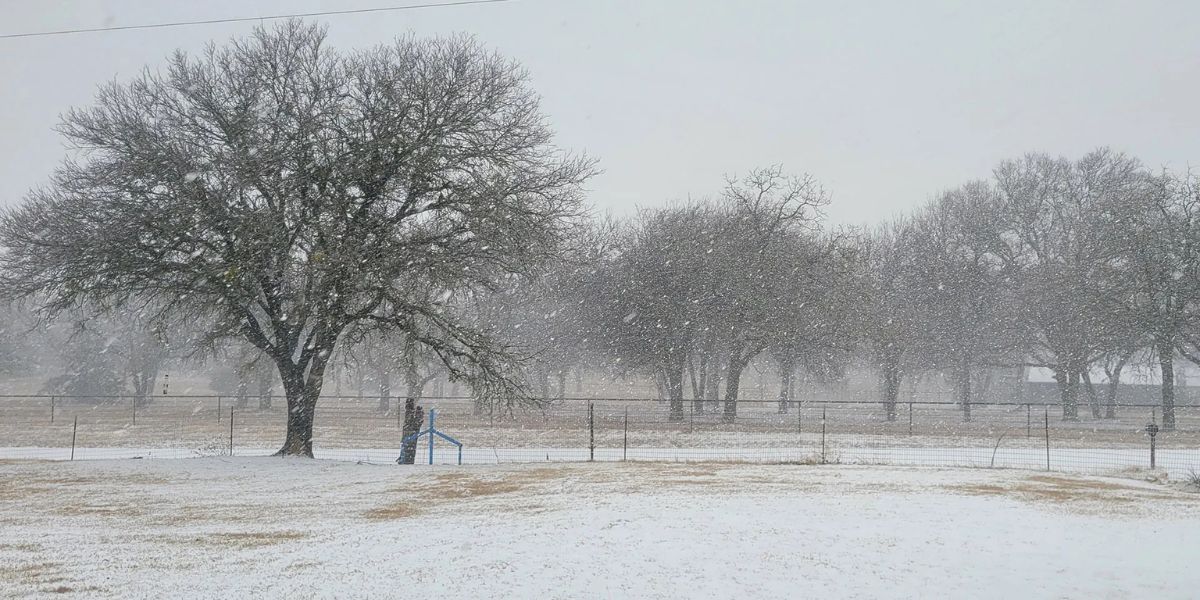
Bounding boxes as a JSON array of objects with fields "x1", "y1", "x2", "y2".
[{"x1": 0, "y1": 22, "x2": 593, "y2": 456}]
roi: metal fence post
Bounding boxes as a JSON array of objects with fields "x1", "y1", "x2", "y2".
[
  {"x1": 796, "y1": 401, "x2": 802, "y2": 437},
  {"x1": 1026, "y1": 403, "x2": 1031, "y2": 438},
  {"x1": 229, "y1": 407, "x2": 235, "y2": 457},
  {"x1": 70, "y1": 416, "x2": 78, "y2": 461},
  {"x1": 1043, "y1": 405, "x2": 1050, "y2": 472},
  {"x1": 623, "y1": 407, "x2": 628, "y2": 462},
  {"x1": 129, "y1": 396, "x2": 135, "y2": 425},
  {"x1": 50, "y1": 395, "x2": 55, "y2": 424},
  {"x1": 1149, "y1": 429, "x2": 1157, "y2": 470},
  {"x1": 908, "y1": 401, "x2": 913, "y2": 436},
  {"x1": 1148, "y1": 409, "x2": 1159, "y2": 470},
  {"x1": 217, "y1": 396, "x2": 222, "y2": 423},
  {"x1": 588, "y1": 401, "x2": 595, "y2": 462},
  {"x1": 820, "y1": 405, "x2": 827, "y2": 464}
]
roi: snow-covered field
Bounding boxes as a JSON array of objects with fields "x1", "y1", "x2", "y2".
[
  {"x1": 2, "y1": 439, "x2": 1195, "y2": 478},
  {"x1": 2, "y1": 458, "x2": 1199, "y2": 599}
]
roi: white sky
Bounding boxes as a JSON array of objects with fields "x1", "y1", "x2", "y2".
[{"x1": 3, "y1": 0, "x2": 1199, "y2": 225}]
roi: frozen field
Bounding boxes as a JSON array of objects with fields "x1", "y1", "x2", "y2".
[{"x1": 2, "y1": 458, "x2": 1199, "y2": 599}]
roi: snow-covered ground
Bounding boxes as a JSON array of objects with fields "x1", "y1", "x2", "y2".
[
  {"x1": 2, "y1": 458, "x2": 1198, "y2": 599},
  {"x1": 1, "y1": 441, "x2": 1194, "y2": 478}
]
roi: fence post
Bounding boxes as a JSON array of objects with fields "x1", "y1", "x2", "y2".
[
  {"x1": 229, "y1": 407, "x2": 235, "y2": 457},
  {"x1": 588, "y1": 401, "x2": 595, "y2": 462},
  {"x1": 820, "y1": 405, "x2": 827, "y2": 464},
  {"x1": 796, "y1": 401, "x2": 802, "y2": 437},
  {"x1": 50, "y1": 396, "x2": 55, "y2": 424},
  {"x1": 217, "y1": 396, "x2": 222, "y2": 423},
  {"x1": 70, "y1": 416, "x2": 78, "y2": 461},
  {"x1": 908, "y1": 401, "x2": 913, "y2": 436},
  {"x1": 623, "y1": 407, "x2": 628, "y2": 462},
  {"x1": 1043, "y1": 405, "x2": 1050, "y2": 472},
  {"x1": 129, "y1": 396, "x2": 135, "y2": 425},
  {"x1": 1150, "y1": 428, "x2": 1157, "y2": 470},
  {"x1": 1148, "y1": 408, "x2": 1159, "y2": 470},
  {"x1": 1026, "y1": 403, "x2": 1031, "y2": 438}
]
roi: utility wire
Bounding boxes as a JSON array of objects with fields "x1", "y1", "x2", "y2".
[{"x1": 0, "y1": 0, "x2": 515, "y2": 40}]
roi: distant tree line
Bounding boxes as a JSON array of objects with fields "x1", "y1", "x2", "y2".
[{"x1": 525, "y1": 149, "x2": 1199, "y2": 430}]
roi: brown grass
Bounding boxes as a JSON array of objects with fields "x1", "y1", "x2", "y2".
[
  {"x1": 364, "y1": 502, "x2": 422, "y2": 520},
  {"x1": 56, "y1": 502, "x2": 151, "y2": 517},
  {"x1": 200, "y1": 530, "x2": 309, "y2": 548},
  {"x1": 285, "y1": 560, "x2": 322, "y2": 573},
  {"x1": 0, "y1": 561, "x2": 65, "y2": 586},
  {"x1": 950, "y1": 474, "x2": 1186, "y2": 504}
]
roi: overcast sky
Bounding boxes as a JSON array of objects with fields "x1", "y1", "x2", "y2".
[{"x1": 3, "y1": 0, "x2": 1199, "y2": 225}]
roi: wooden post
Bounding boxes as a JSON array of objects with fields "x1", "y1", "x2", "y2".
[
  {"x1": 908, "y1": 401, "x2": 913, "y2": 436},
  {"x1": 217, "y1": 396, "x2": 222, "y2": 423},
  {"x1": 50, "y1": 396, "x2": 55, "y2": 424},
  {"x1": 70, "y1": 416, "x2": 78, "y2": 461},
  {"x1": 1026, "y1": 403, "x2": 1031, "y2": 438},
  {"x1": 129, "y1": 396, "x2": 135, "y2": 425}
]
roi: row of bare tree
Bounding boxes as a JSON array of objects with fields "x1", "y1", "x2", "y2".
[{"x1": 503, "y1": 150, "x2": 1199, "y2": 429}]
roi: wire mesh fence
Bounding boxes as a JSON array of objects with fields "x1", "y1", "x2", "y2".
[{"x1": 1, "y1": 394, "x2": 1197, "y2": 476}]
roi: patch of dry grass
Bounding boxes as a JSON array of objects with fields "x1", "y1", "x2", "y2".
[
  {"x1": 364, "y1": 502, "x2": 422, "y2": 520},
  {"x1": 0, "y1": 561, "x2": 67, "y2": 587},
  {"x1": 950, "y1": 473, "x2": 1186, "y2": 504},
  {"x1": 201, "y1": 530, "x2": 309, "y2": 548},
  {"x1": 56, "y1": 502, "x2": 150, "y2": 517}
]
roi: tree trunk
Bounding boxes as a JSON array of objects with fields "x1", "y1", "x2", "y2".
[
  {"x1": 473, "y1": 388, "x2": 486, "y2": 416},
  {"x1": 276, "y1": 353, "x2": 331, "y2": 457},
  {"x1": 654, "y1": 370, "x2": 667, "y2": 402},
  {"x1": 1057, "y1": 365, "x2": 1080, "y2": 421},
  {"x1": 540, "y1": 371, "x2": 552, "y2": 404},
  {"x1": 723, "y1": 354, "x2": 746, "y2": 423},
  {"x1": 1103, "y1": 354, "x2": 1129, "y2": 420},
  {"x1": 236, "y1": 367, "x2": 250, "y2": 409},
  {"x1": 398, "y1": 396, "x2": 425, "y2": 464},
  {"x1": 777, "y1": 355, "x2": 795, "y2": 414},
  {"x1": 705, "y1": 359, "x2": 722, "y2": 410},
  {"x1": 881, "y1": 356, "x2": 901, "y2": 422},
  {"x1": 398, "y1": 338, "x2": 429, "y2": 464},
  {"x1": 377, "y1": 367, "x2": 391, "y2": 413},
  {"x1": 1081, "y1": 370, "x2": 1101, "y2": 419},
  {"x1": 955, "y1": 360, "x2": 972, "y2": 423},
  {"x1": 131, "y1": 370, "x2": 156, "y2": 408},
  {"x1": 257, "y1": 365, "x2": 272, "y2": 410},
  {"x1": 666, "y1": 363, "x2": 685, "y2": 422},
  {"x1": 788, "y1": 368, "x2": 796, "y2": 408},
  {"x1": 687, "y1": 355, "x2": 706, "y2": 414},
  {"x1": 1157, "y1": 337, "x2": 1177, "y2": 430},
  {"x1": 1104, "y1": 375, "x2": 1120, "y2": 419}
]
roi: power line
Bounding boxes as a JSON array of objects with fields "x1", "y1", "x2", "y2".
[{"x1": 0, "y1": 0, "x2": 516, "y2": 40}]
